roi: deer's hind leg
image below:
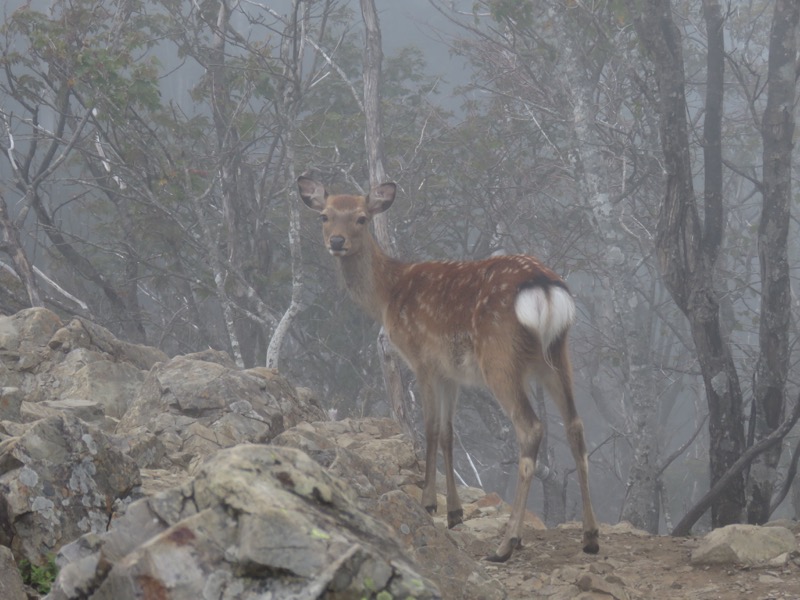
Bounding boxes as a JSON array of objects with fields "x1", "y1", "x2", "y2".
[
  {"x1": 538, "y1": 338, "x2": 600, "y2": 554},
  {"x1": 481, "y1": 361, "x2": 544, "y2": 562}
]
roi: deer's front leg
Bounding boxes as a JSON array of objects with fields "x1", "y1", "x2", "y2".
[
  {"x1": 438, "y1": 379, "x2": 463, "y2": 528},
  {"x1": 419, "y1": 373, "x2": 441, "y2": 515}
]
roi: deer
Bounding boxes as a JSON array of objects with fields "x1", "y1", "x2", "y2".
[{"x1": 297, "y1": 176, "x2": 600, "y2": 562}]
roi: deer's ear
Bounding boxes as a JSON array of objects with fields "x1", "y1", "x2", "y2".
[
  {"x1": 297, "y1": 176, "x2": 327, "y2": 211},
  {"x1": 366, "y1": 182, "x2": 396, "y2": 215}
]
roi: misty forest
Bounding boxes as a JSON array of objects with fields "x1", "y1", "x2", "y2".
[{"x1": 0, "y1": 0, "x2": 798, "y2": 538}]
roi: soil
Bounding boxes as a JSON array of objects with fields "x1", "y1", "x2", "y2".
[{"x1": 464, "y1": 522, "x2": 800, "y2": 600}]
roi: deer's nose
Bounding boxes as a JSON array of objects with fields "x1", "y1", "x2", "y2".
[{"x1": 329, "y1": 236, "x2": 346, "y2": 252}]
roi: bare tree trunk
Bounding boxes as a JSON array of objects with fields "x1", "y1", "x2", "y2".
[
  {"x1": 747, "y1": 0, "x2": 798, "y2": 524},
  {"x1": 267, "y1": 1, "x2": 308, "y2": 369},
  {"x1": 630, "y1": 0, "x2": 747, "y2": 526},
  {"x1": 0, "y1": 192, "x2": 40, "y2": 307},
  {"x1": 360, "y1": 0, "x2": 412, "y2": 438}
]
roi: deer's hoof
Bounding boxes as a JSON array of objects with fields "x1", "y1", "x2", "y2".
[
  {"x1": 484, "y1": 537, "x2": 520, "y2": 563},
  {"x1": 447, "y1": 509, "x2": 463, "y2": 529},
  {"x1": 583, "y1": 529, "x2": 600, "y2": 554}
]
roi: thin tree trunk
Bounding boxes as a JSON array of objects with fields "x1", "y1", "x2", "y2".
[
  {"x1": 360, "y1": 0, "x2": 412, "y2": 438},
  {"x1": 0, "y1": 192, "x2": 40, "y2": 307},
  {"x1": 267, "y1": 1, "x2": 308, "y2": 369}
]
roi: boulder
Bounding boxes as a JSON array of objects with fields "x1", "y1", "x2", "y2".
[
  {"x1": 275, "y1": 418, "x2": 506, "y2": 599},
  {"x1": 56, "y1": 360, "x2": 146, "y2": 420},
  {"x1": 0, "y1": 309, "x2": 160, "y2": 412},
  {"x1": 0, "y1": 414, "x2": 140, "y2": 564},
  {"x1": 0, "y1": 545, "x2": 27, "y2": 600},
  {"x1": 46, "y1": 444, "x2": 441, "y2": 600},
  {"x1": 116, "y1": 357, "x2": 325, "y2": 469},
  {"x1": 374, "y1": 490, "x2": 505, "y2": 600},
  {"x1": 47, "y1": 317, "x2": 167, "y2": 371},
  {"x1": 0, "y1": 307, "x2": 63, "y2": 354},
  {"x1": 0, "y1": 308, "x2": 63, "y2": 382},
  {"x1": 690, "y1": 523, "x2": 798, "y2": 566},
  {"x1": 272, "y1": 417, "x2": 421, "y2": 500}
]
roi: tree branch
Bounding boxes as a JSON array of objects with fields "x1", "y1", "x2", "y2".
[{"x1": 671, "y1": 392, "x2": 800, "y2": 536}]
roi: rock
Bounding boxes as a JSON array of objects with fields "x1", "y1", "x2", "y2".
[
  {"x1": 273, "y1": 417, "x2": 421, "y2": 500},
  {"x1": 275, "y1": 418, "x2": 510, "y2": 598},
  {"x1": 0, "y1": 545, "x2": 27, "y2": 600},
  {"x1": 575, "y1": 572, "x2": 630, "y2": 599},
  {"x1": 40, "y1": 399, "x2": 106, "y2": 424},
  {"x1": 0, "y1": 307, "x2": 63, "y2": 354},
  {"x1": 47, "y1": 317, "x2": 167, "y2": 371},
  {"x1": 0, "y1": 414, "x2": 140, "y2": 564},
  {"x1": 0, "y1": 387, "x2": 23, "y2": 421},
  {"x1": 56, "y1": 360, "x2": 146, "y2": 419},
  {"x1": 373, "y1": 489, "x2": 505, "y2": 600},
  {"x1": 0, "y1": 309, "x2": 158, "y2": 414},
  {"x1": 690, "y1": 524, "x2": 798, "y2": 566},
  {"x1": 116, "y1": 357, "x2": 325, "y2": 469},
  {"x1": 0, "y1": 308, "x2": 63, "y2": 382},
  {"x1": 46, "y1": 444, "x2": 441, "y2": 600}
]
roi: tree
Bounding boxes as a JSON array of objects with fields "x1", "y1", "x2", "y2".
[
  {"x1": 359, "y1": 0, "x2": 413, "y2": 437},
  {"x1": 630, "y1": 0, "x2": 799, "y2": 529},
  {"x1": 748, "y1": 0, "x2": 798, "y2": 523}
]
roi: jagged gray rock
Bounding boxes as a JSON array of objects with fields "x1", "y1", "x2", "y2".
[
  {"x1": 0, "y1": 414, "x2": 140, "y2": 564},
  {"x1": 116, "y1": 356, "x2": 325, "y2": 469},
  {"x1": 46, "y1": 444, "x2": 442, "y2": 600},
  {"x1": 274, "y1": 418, "x2": 507, "y2": 600},
  {"x1": 272, "y1": 417, "x2": 421, "y2": 500}
]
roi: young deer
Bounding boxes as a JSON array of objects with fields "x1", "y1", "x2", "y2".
[{"x1": 298, "y1": 176, "x2": 599, "y2": 561}]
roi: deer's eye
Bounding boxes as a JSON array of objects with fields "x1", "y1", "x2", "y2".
[
  {"x1": 356, "y1": 216, "x2": 367, "y2": 225},
  {"x1": 320, "y1": 214, "x2": 329, "y2": 223}
]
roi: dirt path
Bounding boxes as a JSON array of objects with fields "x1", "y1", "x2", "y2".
[{"x1": 463, "y1": 522, "x2": 800, "y2": 600}]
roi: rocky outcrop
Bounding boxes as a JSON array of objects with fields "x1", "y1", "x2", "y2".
[
  {"x1": 117, "y1": 355, "x2": 324, "y2": 471},
  {"x1": 0, "y1": 308, "x2": 503, "y2": 599},
  {"x1": 47, "y1": 445, "x2": 442, "y2": 600},
  {"x1": 0, "y1": 308, "x2": 164, "y2": 427},
  {"x1": 274, "y1": 418, "x2": 506, "y2": 600}
]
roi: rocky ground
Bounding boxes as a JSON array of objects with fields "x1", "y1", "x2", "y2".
[{"x1": 454, "y1": 519, "x2": 800, "y2": 600}]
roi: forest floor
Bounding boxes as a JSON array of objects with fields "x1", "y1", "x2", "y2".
[{"x1": 464, "y1": 521, "x2": 800, "y2": 600}]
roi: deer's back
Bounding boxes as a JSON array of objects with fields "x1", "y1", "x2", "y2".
[{"x1": 381, "y1": 254, "x2": 568, "y2": 383}]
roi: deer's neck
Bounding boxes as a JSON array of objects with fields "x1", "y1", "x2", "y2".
[{"x1": 337, "y1": 235, "x2": 401, "y2": 323}]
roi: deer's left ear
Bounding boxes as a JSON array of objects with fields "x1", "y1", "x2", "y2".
[
  {"x1": 366, "y1": 182, "x2": 396, "y2": 215},
  {"x1": 297, "y1": 176, "x2": 328, "y2": 211}
]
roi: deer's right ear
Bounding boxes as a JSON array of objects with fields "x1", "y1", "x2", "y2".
[{"x1": 297, "y1": 176, "x2": 327, "y2": 211}]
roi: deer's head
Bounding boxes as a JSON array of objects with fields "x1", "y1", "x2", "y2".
[{"x1": 297, "y1": 176, "x2": 396, "y2": 257}]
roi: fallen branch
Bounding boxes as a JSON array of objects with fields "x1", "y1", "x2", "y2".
[{"x1": 671, "y1": 392, "x2": 800, "y2": 537}]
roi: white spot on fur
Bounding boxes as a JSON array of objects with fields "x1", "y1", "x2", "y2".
[{"x1": 515, "y1": 286, "x2": 575, "y2": 351}]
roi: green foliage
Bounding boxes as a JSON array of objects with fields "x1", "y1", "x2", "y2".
[
  {"x1": 5, "y1": 1, "x2": 162, "y2": 116},
  {"x1": 487, "y1": 0, "x2": 534, "y2": 26},
  {"x1": 18, "y1": 556, "x2": 58, "y2": 594}
]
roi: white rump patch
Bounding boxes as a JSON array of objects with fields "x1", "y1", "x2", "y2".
[{"x1": 514, "y1": 286, "x2": 576, "y2": 351}]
